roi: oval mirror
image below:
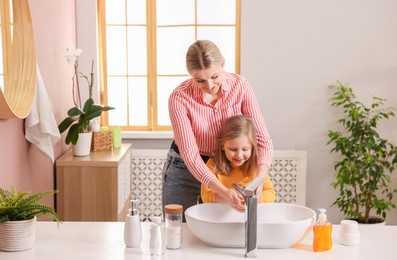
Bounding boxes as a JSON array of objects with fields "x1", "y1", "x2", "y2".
[{"x1": 0, "y1": 0, "x2": 36, "y2": 119}]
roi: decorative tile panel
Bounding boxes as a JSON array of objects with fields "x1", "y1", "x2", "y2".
[
  {"x1": 131, "y1": 149, "x2": 306, "y2": 222},
  {"x1": 130, "y1": 150, "x2": 168, "y2": 222},
  {"x1": 271, "y1": 150, "x2": 307, "y2": 206}
]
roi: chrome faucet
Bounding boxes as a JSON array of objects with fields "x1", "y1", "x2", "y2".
[{"x1": 232, "y1": 177, "x2": 265, "y2": 258}]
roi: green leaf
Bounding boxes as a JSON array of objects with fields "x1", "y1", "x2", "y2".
[
  {"x1": 82, "y1": 98, "x2": 95, "y2": 112},
  {"x1": 65, "y1": 123, "x2": 80, "y2": 145},
  {"x1": 67, "y1": 106, "x2": 84, "y2": 116},
  {"x1": 58, "y1": 117, "x2": 78, "y2": 134}
]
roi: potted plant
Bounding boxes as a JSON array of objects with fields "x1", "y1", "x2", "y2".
[
  {"x1": 58, "y1": 46, "x2": 114, "y2": 156},
  {"x1": 327, "y1": 81, "x2": 397, "y2": 224},
  {"x1": 0, "y1": 185, "x2": 61, "y2": 251}
]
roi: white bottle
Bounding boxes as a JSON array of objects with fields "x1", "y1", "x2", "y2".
[
  {"x1": 149, "y1": 216, "x2": 166, "y2": 256},
  {"x1": 124, "y1": 199, "x2": 142, "y2": 247}
]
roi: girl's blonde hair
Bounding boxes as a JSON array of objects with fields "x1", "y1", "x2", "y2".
[
  {"x1": 214, "y1": 115, "x2": 258, "y2": 176},
  {"x1": 186, "y1": 40, "x2": 225, "y2": 74}
]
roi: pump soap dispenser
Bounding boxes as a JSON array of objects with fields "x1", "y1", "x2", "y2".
[
  {"x1": 124, "y1": 199, "x2": 142, "y2": 247},
  {"x1": 313, "y1": 208, "x2": 332, "y2": 252}
]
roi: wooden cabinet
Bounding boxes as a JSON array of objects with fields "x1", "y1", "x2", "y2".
[{"x1": 56, "y1": 144, "x2": 131, "y2": 221}]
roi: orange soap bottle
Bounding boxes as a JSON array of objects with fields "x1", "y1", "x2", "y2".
[{"x1": 313, "y1": 208, "x2": 332, "y2": 252}]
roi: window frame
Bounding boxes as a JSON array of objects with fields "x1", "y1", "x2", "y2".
[{"x1": 97, "y1": 0, "x2": 241, "y2": 131}]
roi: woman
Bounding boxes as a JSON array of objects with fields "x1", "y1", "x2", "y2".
[{"x1": 162, "y1": 40, "x2": 273, "y2": 220}]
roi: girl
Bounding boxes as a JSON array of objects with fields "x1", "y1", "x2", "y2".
[{"x1": 201, "y1": 115, "x2": 275, "y2": 206}]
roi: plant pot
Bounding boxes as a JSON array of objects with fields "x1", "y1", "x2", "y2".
[
  {"x1": 73, "y1": 132, "x2": 92, "y2": 156},
  {"x1": 350, "y1": 216, "x2": 386, "y2": 225},
  {"x1": 0, "y1": 217, "x2": 36, "y2": 252}
]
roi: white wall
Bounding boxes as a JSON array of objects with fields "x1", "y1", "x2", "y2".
[
  {"x1": 241, "y1": 0, "x2": 397, "y2": 224},
  {"x1": 75, "y1": 0, "x2": 99, "y2": 104}
]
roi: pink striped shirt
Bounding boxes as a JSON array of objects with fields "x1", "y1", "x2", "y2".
[{"x1": 169, "y1": 72, "x2": 273, "y2": 186}]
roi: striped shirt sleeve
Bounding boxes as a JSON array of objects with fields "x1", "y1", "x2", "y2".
[{"x1": 168, "y1": 73, "x2": 273, "y2": 186}]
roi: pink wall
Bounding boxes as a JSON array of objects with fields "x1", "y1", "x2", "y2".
[{"x1": 0, "y1": 0, "x2": 76, "y2": 207}]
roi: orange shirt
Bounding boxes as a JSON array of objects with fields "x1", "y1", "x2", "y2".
[{"x1": 201, "y1": 158, "x2": 276, "y2": 203}]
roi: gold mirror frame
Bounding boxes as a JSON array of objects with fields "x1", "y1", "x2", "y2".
[{"x1": 0, "y1": 0, "x2": 36, "y2": 119}]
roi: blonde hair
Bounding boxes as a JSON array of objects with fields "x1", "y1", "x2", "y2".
[
  {"x1": 186, "y1": 40, "x2": 225, "y2": 74},
  {"x1": 214, "y1": 115, "x2": 258, "y2": 176}
]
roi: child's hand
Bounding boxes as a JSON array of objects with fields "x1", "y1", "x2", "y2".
[
  {"x1": 224, "y1": 189, "x2": 245, "y2": 212},
  {"x1": 233, "y1": 199, "x2": 245, "y2": 213}
]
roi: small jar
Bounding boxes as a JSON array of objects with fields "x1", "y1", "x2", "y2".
[
  {"x1": 164, "y1": 204, "x2": 183, "y2": 249},
  {"x1": 339, "y1": 220, "x2": 360, "y2": 246}
]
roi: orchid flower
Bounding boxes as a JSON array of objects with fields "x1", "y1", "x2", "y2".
[
  {"x1": 64, "y1": 45, "x2": 82, "y2": 65},
  {"x1": 65, "y1": 45, "x2": 83, "y2": 108}
]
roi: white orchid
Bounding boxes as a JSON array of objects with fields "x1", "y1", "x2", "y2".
[
  {"x1": 64, "y1": 45, "x2": 82, "y2": 65},
  {"x1": 64, "y1": 45, "x2": 86, "y2": 108},
  {"x1": 59, "y1": 46, "x2": 114, "y2": 145}
]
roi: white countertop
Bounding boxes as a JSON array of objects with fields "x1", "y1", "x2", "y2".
[{"x1": 0, "y1": 221, "x2": 396, "y2": 259}]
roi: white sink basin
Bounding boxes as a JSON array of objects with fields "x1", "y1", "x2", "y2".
[{"x1": 185, "y1": 203, "x2": 316, "y2": 248}]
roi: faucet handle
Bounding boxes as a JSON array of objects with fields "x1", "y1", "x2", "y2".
[
  {"x1": 232, "y1": 177, "x2": 265, "y2": 198},
  {"x1": 232, "y1": 183, "x2": 246, "y2": 197},
  {"x1": 245, "y1": 177, "x2": 265, "y2": 197}
]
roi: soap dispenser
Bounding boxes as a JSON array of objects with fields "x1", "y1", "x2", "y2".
[
  {"x1": 313, "y1": 208, "x2": 332, "y2": 252},
  {"x1": 124, "y1": 199, "x2": 142, "y2": 247}
]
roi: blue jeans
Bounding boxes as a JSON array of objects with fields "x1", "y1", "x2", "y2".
[{"x1": 161, "y1": 148, "x2": 201, "y2": 222}]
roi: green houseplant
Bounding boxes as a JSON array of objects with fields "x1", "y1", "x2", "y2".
[
  {"x1": 58, "y1": 46, "x2": 114, "y2": 145},
  {"x1": 0, "y1": 185, "x2": 60, "y2": 223},
  {"x1": 327, "y1": 82, "x2": 397, "y2": 223},
  {"x1": 0, "y1": 185, "x2": 60, "y2": 251},
  {"x1": 58, "y1": 97, "x2": 114, "y2": 145}
]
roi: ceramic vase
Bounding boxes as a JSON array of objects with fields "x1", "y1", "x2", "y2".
[
  {"x1": 73, "y1": 132, "x2": 93, "y2": 156},
  {"x1": 0, "y1": 217, "x2": 36, "y2": 252}
]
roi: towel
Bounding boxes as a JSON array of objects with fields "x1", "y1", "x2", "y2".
[{"x1": 25, "y1": 65, "x2": 61, "y2": 163}]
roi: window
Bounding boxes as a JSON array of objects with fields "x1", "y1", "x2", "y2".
[{"x1": 98, "y1": 0, "x2": 240, "y2": 131}]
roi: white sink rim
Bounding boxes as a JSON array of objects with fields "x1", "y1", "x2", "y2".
[{"x1": 185, "y1": 203, "x2": 316, "y2": 248}]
